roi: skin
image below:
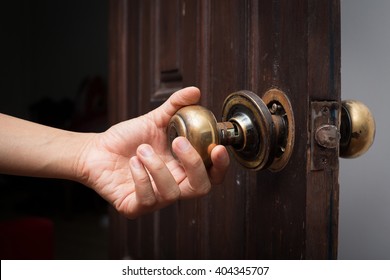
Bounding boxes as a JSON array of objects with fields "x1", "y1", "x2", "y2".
[{"x1": 0, "y1": 87, "x2": 230, "y2": 219}]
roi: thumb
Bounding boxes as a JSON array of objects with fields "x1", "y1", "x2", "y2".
[{"x1": 157, "y1": 87, "x2": 201, "y2": 118}]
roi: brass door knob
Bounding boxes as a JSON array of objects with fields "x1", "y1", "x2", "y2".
[
  {"x1": 340, "y1": 100, "x2": 376, "y2": 158},
  {"x1": 168, "y1": 89, "x2": 295, "y2": 171},
  {"x1": 168, "y1": 89, "x2": 375, "y2": 171},
  {"x1": 168, "y1": 91, "x2": 376, "y2": 171}
]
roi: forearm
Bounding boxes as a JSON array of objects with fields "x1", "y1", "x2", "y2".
[{"x1": 0, "y1": 113, "x2": 95, "y2": 181}]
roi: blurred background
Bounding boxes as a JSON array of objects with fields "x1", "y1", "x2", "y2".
[
  {"x1": 0, "y1": 0, "x2": 109, "y2": 259},
  {"x1": 339, "y1": 0, "x2": 390, "y2": 259},
  {"x1": 0, "y1": 0, "x2": 388, "y2": 260}
]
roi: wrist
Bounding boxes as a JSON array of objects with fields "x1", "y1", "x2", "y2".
[{"x1": 63, "y1": 132, "x2": 97, "y2": 184}]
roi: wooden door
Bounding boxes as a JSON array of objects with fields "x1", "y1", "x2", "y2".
[{"x1": 108, "y1": 0, "x2": 340, "y2": 259}]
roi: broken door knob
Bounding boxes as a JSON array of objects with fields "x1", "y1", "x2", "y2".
[
  {"x1": 168, "y1": 89, "x2": 295, "y2": 171},
  {"x1": 339, "y1": 100, "x2": 375, "y2": 158}
]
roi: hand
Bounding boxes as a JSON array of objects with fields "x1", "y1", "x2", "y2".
[{"x1": 76, "y1": 87, "x2": 230, "y2": 218}]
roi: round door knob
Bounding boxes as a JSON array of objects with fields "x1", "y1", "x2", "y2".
[
  {"x1": 340, "y1": 100, "x2": 376, "y2": 158},
  {"x1": 168, "y1": 89, "x2": 295, "y2": 171},
  {"x1": 168, "y1": 105, "x2": 219, "y2": 167}
]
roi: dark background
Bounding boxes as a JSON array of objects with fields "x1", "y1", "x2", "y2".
[{"x1": 0, "y1": 0, "x2": 109, "y2": 259}]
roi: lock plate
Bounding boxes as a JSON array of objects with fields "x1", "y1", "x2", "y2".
[{"x1": 311, "y1": 101, "x2": 340, "y2": 170}]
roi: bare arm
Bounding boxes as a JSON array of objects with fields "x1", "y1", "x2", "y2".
[
  {"x1": 0, "y1": 87, "x2": 230, "y2": 218},
  {"x1": 0, "y1": 113, "x2": 93, "y2": 180}
]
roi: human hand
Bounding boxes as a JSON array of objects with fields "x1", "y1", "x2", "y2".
[{"x1": 76, "y1": 87, "x2": 230, "y2": 218}]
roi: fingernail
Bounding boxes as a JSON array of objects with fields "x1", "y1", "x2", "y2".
[
  {"x1": 130, "y1": 157, "x2": 143, "y2": 169},
  {"x1": 176, "y1": 137, "x2": 190, "y2": 152},
  {"x1": 139, "y1": 145, "x2": 153, "y2": 157}
]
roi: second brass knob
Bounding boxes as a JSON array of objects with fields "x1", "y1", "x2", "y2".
[{"x1": 340, "y1": 100, "x2": 376, "y2": 158}]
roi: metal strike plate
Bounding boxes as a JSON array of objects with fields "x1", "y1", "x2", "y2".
[{"x1": 311, "y1": 101, "x2": 340, "y2": 170}]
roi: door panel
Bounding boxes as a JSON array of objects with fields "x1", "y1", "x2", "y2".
[{"x1": 108, "y1": 0, "x2": 340, "y2": 259}]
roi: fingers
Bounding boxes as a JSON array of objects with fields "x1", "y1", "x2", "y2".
[
  {"x1": 208, "y1": 145, "x2": 230, "y2": 185},
  {"x1": 127, "y1": 144, "x2": 181, "y2": 217},
  {"x1": 136, "y1": 144, "x2": 180, "y2": 202},
  {"x1": 127, "y1": 138, "x2": 230, "y2": 218},
  {"x1": 171, "y1": 137, "x2": 212, "y2": 198},
  {"x1": 129, "y1": 156, "x2": 157, "y2": 208}
]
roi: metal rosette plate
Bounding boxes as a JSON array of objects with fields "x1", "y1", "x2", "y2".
[
  {"x1": 221, "y1": 90, "x2": 275, "y2": 171},
  {"x1": 261, "y1": 88, "x2": 295, "y2": 172}
]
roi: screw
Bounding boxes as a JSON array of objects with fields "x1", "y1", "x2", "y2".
[
  {"x1": 270, "y1": 103, "x2": 281, "y2": 114},
  {"x1": 321, "y1": 106, "x2": 329, "y2": 114}
]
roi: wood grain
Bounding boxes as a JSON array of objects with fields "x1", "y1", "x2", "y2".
[{"x1": 109, "y1": 0, "x2": 341, "y2": 259}]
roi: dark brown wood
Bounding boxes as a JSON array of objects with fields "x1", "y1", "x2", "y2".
[
  {"x1": 306, "y1": 0, "x2": 340, "y2": 259},
  {"x1": 108, "y1": 0, "x2": 341, "y2": 259}
]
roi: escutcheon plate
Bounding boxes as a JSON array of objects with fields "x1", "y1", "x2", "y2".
[
  {"x1": 262, "y1": 89, "x2": 295, "y2": 172},
  {"x1": 222, "y1": 90, "x2": 275, "y2": 171}
]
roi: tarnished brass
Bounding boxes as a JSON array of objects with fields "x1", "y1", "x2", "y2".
[
  {"x1": 262, "y1": 89, "x2": 295, "y2": 171},
  {"x1": 168, "y1": 105, "x2": 219, "y2": 167},
  {"x1": 315, "y1": 125, "x2": 340, "y2": 149},
  {"x1": 310, "y1": 101, "x2": 340, "y2": 171},
  {"x1": 340, "y1": 100, "x2": 376, "y2": 158},
  {"x1": 168, "y1": 93, "x2": 375, "y2": 171},
  {"x1": 221, "y1": 91, "x2": 275, "y2": 170},
  {"x1": 168, "y1": 89, "x2": 294, "y2": 171}
]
